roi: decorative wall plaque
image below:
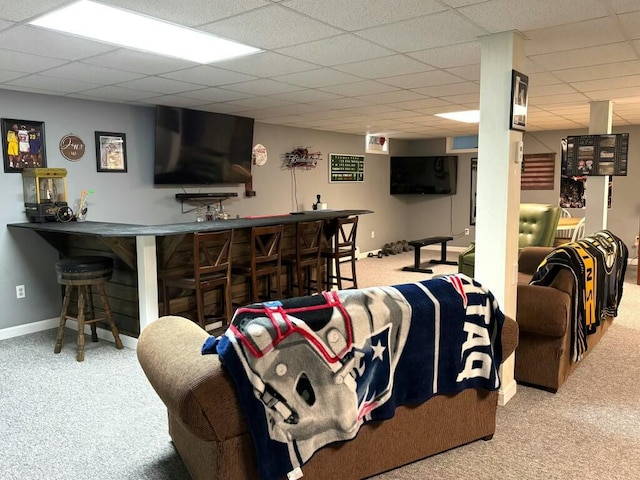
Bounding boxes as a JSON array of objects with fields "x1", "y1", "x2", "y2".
[{"x1": 59, "y1": 134, "x2": 86, "y2": 161}]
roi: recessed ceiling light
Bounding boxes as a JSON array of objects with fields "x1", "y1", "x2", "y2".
[
  {"x1": 29, "y1": 0, "x2": 261, "y2": 64},
  {"x1": 434, "y1": 110, "x2": 480, "y2": 123}
]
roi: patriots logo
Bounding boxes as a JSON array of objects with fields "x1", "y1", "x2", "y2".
[{"x1": 352, "y1": 324, "x2": 392, "y2": 420}]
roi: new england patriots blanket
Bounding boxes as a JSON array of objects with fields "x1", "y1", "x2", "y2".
[
  {"x1": 202, "y1": 274, "x2": 505, "y2": 480},
  {"x1": 530, "y1": 230, "x2": 627, "y2": 362}
]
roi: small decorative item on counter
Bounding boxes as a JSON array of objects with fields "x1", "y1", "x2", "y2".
[
  {"x1": 74, "y1": 188, "x2": 93, "y2": 222},
  {"x1": 195, "y1": 206, "x2": 205, "y2": 222},
  {"x1": 205, "y1": 205, "x2": 214, "y2": 221},
  {"x1": 312, "y1": 194, "x2": 327, "y2": 210}
]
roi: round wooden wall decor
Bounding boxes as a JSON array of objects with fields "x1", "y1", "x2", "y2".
[{"x1": 59, "y1": 134, "x2": 86, "y2": 161}]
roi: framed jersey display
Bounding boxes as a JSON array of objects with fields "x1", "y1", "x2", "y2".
[{"x1": 2, "y1": 118, "x2": 47, "y2": 173}]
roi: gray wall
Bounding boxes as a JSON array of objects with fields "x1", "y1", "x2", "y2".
[{"x1": 2, "y1": 88, "x2": 638, "y2": 331}]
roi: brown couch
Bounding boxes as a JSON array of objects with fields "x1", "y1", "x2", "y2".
[
  {"x1": 515, "y1": 246, "x2": 614, "y2": 392},
  {"x1": 137, "y1": 314, "x2": 518, "y2": 480}
]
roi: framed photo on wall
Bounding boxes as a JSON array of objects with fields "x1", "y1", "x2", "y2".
[
  {"x1": 509, "y1": 70, "x2": 529, "y2": 131},
  {"x1": 470, "y1": 157, "x2": 477, "y2": 225},
  {"x1": 95, "y1": 131, "x2": 127, "y2": 172},
  {"x1": 2, "y1": 118, "x2": 46, "y2": 172}
]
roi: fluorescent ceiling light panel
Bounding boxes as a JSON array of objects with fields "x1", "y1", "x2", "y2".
[
  {"x1": 29, "y1": 0, "x2": 261, "y2": 64},
  {"x1": 435, "y1": 110, "x2": 480, "y2": 123}
]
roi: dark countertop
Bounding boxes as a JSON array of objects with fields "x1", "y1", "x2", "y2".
[{"x1": 7, "y1": 209, "x2": 373, "y2": 237}]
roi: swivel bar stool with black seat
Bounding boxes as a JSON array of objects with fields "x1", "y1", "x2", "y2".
[
  {"x1": 233, "y1": 224, "x2": 284, "y2": 302},
  {"x1": 322, "y1": 215, "x2": 359, "y2": 290},
  {"x1": 282, "y1": 219, "x2": 324, "y2": 297},
  {"x1": 160, "y1": 230, "x2": 234, "y2": 332},
  {"x1": 54, "y1": 256, "x2": 123, "y2": 362}
]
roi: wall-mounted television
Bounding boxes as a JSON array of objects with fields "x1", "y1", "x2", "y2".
[
  {"x1": 153, "y1": 106, "x2": 254, "y2": 185},
  {"x1": 562, "y1": 133, "x2": 628, "y2": 176},
  {"x1": 390, "y1": 156, "x2": 458, "y2": 195}
]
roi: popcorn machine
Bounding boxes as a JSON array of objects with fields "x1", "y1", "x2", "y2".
[{"x1": 21, "y1": 168, "x2": 71, "y2": 222}]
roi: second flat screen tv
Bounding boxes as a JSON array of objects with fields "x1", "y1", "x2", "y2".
[
  {"x1": 390, "y1": 156, "x2": 458, "y2": 195},
  {"x1": 154, "y1": 106, "x2": 254, "y2": 185}
]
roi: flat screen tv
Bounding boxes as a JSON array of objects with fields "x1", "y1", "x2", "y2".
[
  {"x1": 390, "y1": 156, "x2": 458, "y2": 195},
  {"x1": 562, "y1": 133, "x2": 628, "y2": 176},
  {"x1": 153, "y1": 106, "x2": 254, "y2": 185}
]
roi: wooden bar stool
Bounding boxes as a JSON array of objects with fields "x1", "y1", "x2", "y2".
[
  {"x1": 233, "y1": 224, "x2": 284, "y2": 302},
  {"x1": 160, "y1": 230, "x2": 234, "y2": 331},
  {"x1": 54, "y1": 256, "x2": 123, "y2": 362},
  {"x1": 322, "y1": 216, "x2": 359, "y2": 290},
  {"x1": 282, "y1": 219, "x2": 323, "y2": 297}
]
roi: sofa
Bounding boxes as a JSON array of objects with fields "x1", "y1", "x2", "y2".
[
  {"x1": 137, "y1": 310, "x2": 518, "y2": 480},
  {"x1": 458, "y1": 203, "x2": 561, "y2": 278},
  {"x1": 515, "y1": 239, "x2": 626, "y2": 392}
]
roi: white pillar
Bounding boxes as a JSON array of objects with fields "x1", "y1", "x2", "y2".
[
  {"x1": 136, "y1": 235, "x2": 159, "y2": 332},
  {"x1": 584, "y1": 101, "x2": 612, "y2": 235},
  {"x1": 476, "y1": 31, "x2": 525, "y2": 405}
]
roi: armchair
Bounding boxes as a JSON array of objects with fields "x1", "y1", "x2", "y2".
[{"x1": 458, "y1": 203, "x2": 561, "y2": 278}]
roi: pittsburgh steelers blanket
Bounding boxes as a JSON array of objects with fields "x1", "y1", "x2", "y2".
[
  {"x1": 202, "y1": 274, "x2": 505, "y2": 480},
  {"x1": 530, "y1": 230, "x2": 627, "y2": 362}
]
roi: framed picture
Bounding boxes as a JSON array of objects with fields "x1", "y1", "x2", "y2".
[
  {"x1": 509, "y1": 70, "x2": 529, "y2": 131},
  {"x1": 470, "y1": 157, "x2": 477, "y2": 225},
  {"x1": 2, "y1": 118, "x2": 46, "y2": 172},
  {"x1": 95, "y1": 131, "x2": 127, "y2": 172}
]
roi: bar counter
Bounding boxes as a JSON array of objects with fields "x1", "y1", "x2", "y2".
[{"x1": 8, "y1": 209, "x2": 371, "y2": 336}]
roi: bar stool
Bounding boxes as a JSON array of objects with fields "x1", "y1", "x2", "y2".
[
  {"x1": 160, "y1": 230, "x2": 234, "y2": 331},
  {"x1": 54, "y1": 256, "x2": 123, "y2": 362},
  {"x1": 233, "y1": 224, "x2": 284, "y2": 302},
  {"x1": 321, "y1": 216, "x2": 359, "y2": 290},
  {"x1": 282, "y1": 219, "x2": 323, "y2": 297}
]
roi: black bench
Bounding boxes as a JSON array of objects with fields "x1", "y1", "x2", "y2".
[{"x1": 402, "y1": 236, "x2": 458, "y2": 273}]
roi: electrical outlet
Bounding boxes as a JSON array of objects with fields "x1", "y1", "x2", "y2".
[
  {"x1": 371, "y1": 230, "x2": 375, "y2": 239},
  {"x1": 16, "y1": 285, "x2": 25, "y2": 299},
  {"x1": 464, "y1": 228, "x2": 470, "y2": 236}
]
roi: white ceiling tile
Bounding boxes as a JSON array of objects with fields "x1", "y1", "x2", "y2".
[
  {"x1": 333, "y1": 55, "x2": 433, "y2": 79},
  {"x1": 276, "y1": 35, "x2": 394, "y2": 66},
  {"x1": 201, "y1": 5, "x2": 341, "y2": 49},
  {"x1": 83, "y1": 49, "x2": 197, "y2": 75},
  {"x1": 355, "y1": 90, "x2": 428, "y2": 104},
  {"x1": 214, "y1": 52, "x2": 318, "y2": 77},
  {"x1": 106, "y1": 0, "x2": 271, "y2": 27},
  {"x1": 196, "y1": 103, "x2": 255, "y2": 114},
  {"x1": 528, "y1": 71, "x2": 564, "y2": 87},
  {"x1": 611, "y1": 0, "x2": 640, "y2": 14},
  {"x1": 524, "y1": 17, "x2": 625, "y2": 55},
  {"x1": 585, "y1": 86, "x2": 640, "y2": 101},
  {"x1": 444, "y1": 64, "x2": 481, "y2": 81},
  {"x1": 270, "y1": 89, "x2": 343, "y2": 103},
  {"x1": 439, "y1": 0, "x2": 487, "y2": 6},
  {"x1": 618, "y1": 11, "x2": 640, "y2": 40},
  {"x1": 408, "y1": 42, "x2": 480, "y2": 68},
  {"x1": 160, "y1": 66, "x2": 256, "y2": 87},
  {"x1": 271, "y1": 68, "x2": 362, "y2": 88},
  {"x1": 0, "y1": 26, "x2": 116, "y2": 60},
  {"x1": 221, "y1": 78, "x2": 306, "y2": 95},
  {"x1": 179, "y1": 87, "x2": 253, "y2": 102},
  {"x1": 6, "y1": 74, "x2": 100, "y2": 93},
  {"x1": 137, "y1": 95, "x2": 212, "y2": 108},
  {"x1": 42, "y1": 63, "x2": 145, "y2": 84},
  {"x1": 320, "y1": 80, "x2": 398, "y2": 96},
  {"x1": 411, "y1": 81, "x2": 479, "y2": 97},
  {"x1": 457, "y1": 0, "x2": 609, "y2": 33},
  {"x1": 0, "y1": 48, "x2": 68, "y2": 73},
  {"x1": 380, "y1": 70, "x2": 467, "y2": 89},
  {"x1": 117, "y1": 76, "x2": 206, "y2": 94},
  {"x1": 0, "y1": 0, "x2": 70, "y2": 22},
  {"x1": 554, "y1": 61, "x2": 640, "y2": 83},
  {"x1": 284, "y1": 0, "x2": 446, "y2": 30},
  {"x1": 440, "y1": 93, "x2": 479, "y2": 105},
  {"x1": 393, "y1": 97, "x2": 453, "y2": 110},
  {"x1": 357, "y1": 12, "x2": 485, "y2": 53},
  {"x1": 0, "y1": 69, "x2": 25, "y2": 82},
  {"x1": 226, "y1": 96, "x2": 293, "y2": 109},
  {"x1": 571, "y1": 75, "x2": 640, "y2": 92},
  {"x1": 314, "y1": 97, "x2": 370, "y2": 110},
  {"x1": 530, "y1": 43, "x2": 636, "y2": 71},
  {"x1": 528, "y1": 83, "x2": 577, "y2": 97},
  {"x1": 73, "y1": 85, "x2": 158, "y2": 101},
  {"x1": 532, "y1": 92, "x2": 590, "y2": 105}
]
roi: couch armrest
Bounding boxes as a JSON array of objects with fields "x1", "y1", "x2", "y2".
[
  {"x1": 501, "y1": 315, "x2": 518, "y2": 360},
  {"x1": 518, "y1": 246, "x2": 554, "y2": 275},
  {"x1": 137, "y1": 316, "x2": 248, "y2": 443},
  {"x1": 516, "y1": 284, "x2": 570, "y2": 337}
]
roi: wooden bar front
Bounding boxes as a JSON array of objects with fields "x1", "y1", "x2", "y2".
[{"x1": 8, "y1": 210, "x2": 371, "y2": 337}]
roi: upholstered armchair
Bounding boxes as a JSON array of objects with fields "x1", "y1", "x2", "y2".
[{"x1": 458, "y1": 203, "x2": 561, "y2": 278}]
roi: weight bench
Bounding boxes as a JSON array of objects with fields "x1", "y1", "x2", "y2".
[{"x1": 402, "y1": 236, "x2": 457, "y2": 274}]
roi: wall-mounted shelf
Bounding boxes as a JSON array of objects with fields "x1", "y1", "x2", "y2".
[{"x1": 175, "y1": 192, "x2": 238, "y2": 214}]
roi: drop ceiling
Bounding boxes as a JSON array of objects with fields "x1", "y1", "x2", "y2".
[{"x1": 1, "y1": 0, "x2": 639, "y2": 139}]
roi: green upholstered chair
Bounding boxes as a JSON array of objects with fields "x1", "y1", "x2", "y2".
[{"x1": 458, "y1": 203, "x2": 561, "y2": 278}]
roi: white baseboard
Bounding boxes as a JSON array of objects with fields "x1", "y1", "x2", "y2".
[
  {"x1": 498, "y1": 379, "x2": 517, "y2": 406},
  {"x1": 0, "y1": 317, "x2": 137, "y2": 349}
]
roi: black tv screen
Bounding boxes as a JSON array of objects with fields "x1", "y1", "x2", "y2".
[
  {"x1": 390, "y1": 156, "x2": 458, "y2": 195},
  {"x1": 562, "y1": 133, "x2": 628, "y2": 176},
  {"x1": 154, "y1": 106, "x2": 254, "y2": 185}
]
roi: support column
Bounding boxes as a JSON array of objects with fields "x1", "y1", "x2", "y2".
[
  {"x1": 476, "y1": 31, "x2": 525, "y2": 405},
  {"x1": 585, "y1": 101, "x2": 612, "y2": 235}
]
